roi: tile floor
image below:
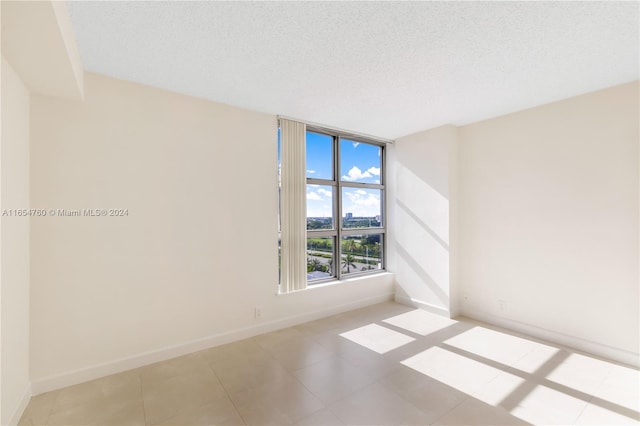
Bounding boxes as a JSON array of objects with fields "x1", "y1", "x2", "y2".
[{"x1": 19, "y1": 302, "x2": 640, "y2": 425}]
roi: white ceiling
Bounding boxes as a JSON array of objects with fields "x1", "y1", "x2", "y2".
[{"x1": 68, "y1": 1, "x2": 638, "y2": 139}]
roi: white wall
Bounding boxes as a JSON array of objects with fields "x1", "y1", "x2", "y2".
[
  {"x1": 29, "y1": 73, "x2": 394, "y2": 392},
  {"x1": 1, "y1": 56, "x2": 31, "y2": 425},
  {"x1": 458, "y1": 82, "x2": 639, "y2": 365},
  {"x1": 389, "y1": 125, "x2": 459, "y2": 317}
]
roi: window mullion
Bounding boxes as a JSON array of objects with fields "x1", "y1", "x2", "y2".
[{"x1": 335, "y1": 135, "x2": 342, "y2": 280}]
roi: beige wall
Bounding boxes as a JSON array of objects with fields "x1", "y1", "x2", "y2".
[
  {"x1": 388, "y1": 82, "x2": 639, "y2": 365},
  {"x1": 458, "y1": 81, "x2": 639, "y2": 365},
  {"x1": 389, "y1": 125, "x2": 459, "y2": 317},
  {"x1": 1, "y1": 56, "x2": 31, "y2": 425},
  {"x1": 29, "y1": 73, "x2": 394, "y2": 391}
]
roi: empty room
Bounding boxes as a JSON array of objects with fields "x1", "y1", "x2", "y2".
[{"x1": 1, "y1": 1, "x2": 638, "y2": 425}]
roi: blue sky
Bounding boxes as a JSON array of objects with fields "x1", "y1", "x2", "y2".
[{"x1": 305, "y1": 132, "x2": 381, "y2": 218}]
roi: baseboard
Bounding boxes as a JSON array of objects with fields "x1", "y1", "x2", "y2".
[
  {"x1": 31, "y1": 292, "x2": 394, "y2": 395},
  {"x1": 7, "y1": 383, "x2": 31, "y2": 426},
  {"x1": 394, "y1": 294, "x2": 451, "y2": 317},
  {"x1": 461, "y1": 307, "x2": 640, "y2": 368}
]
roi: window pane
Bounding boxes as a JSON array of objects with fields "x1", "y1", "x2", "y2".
[
  {"x1": 307, "y1": 131, "x2": 333, "y2": 180},
  {"x1": 340, "y1": 139, "x2": 381, "y2": 184},
  {"x1": 341, "y1": 188, "x2": 382, "y2": 229},
  {"x1": 307, "y1": 237, "x2": 334, "y2": 282},
  {"x1": 341, "y1": 235, "x2": 383, "y2": 276},
  {"x1": 307, "y1": 185, "x2": 333, "y2": 229}
]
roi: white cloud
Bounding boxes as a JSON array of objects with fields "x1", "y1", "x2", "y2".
[
  {"x1": 342, "y1": 166, "x2": 372, "y2": 181},
  {"x1": 367, "y1": 166, "x2": 380, "y2": 176},
  {"x1": 307, "y1": 169, "x2": 316, "y2": 174},
  {"x1": 307, "y1": 192, "x2": 322, "y2": 201},
  {"x1": 317, "y1": 188, "x2": 332, "y2": 198},
  {"x1": 352, "y1": 142, "x2": 360, "y2": 148},
  {"x1": 343, "y1": 189, "x2": 381, "y2": 217}
]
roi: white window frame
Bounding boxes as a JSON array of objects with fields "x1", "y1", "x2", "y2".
[
  {"x1": 278, "y1": 118, "x2": 389, "y2": 291},
  {"x1": 305, "y1": 126, "x2": 386, "y2": 284}
]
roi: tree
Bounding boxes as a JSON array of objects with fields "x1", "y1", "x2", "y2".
[
  {"x1": 308, "y1": 257, "x2": 329, "y2": 273},
  {"x1": 342, "y1": 253, "x2": 357, "y2": 273},
  {"x1": 343, "y1": 238, "x2": 358, "y2": 254},
  {"x1": 308, "y1": 258, "x2": 320, "y2": 272}
]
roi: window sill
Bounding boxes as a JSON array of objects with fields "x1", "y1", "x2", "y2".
[{"x1": 277, "y1": 270, "x2": 392, "y2": 295}]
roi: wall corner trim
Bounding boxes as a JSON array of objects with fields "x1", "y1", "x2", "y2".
[{"x1": 7, "y1": 383, "x2": 31, "y2": 426}]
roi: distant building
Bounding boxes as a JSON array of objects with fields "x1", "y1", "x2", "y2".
[{"x1": 345, "y1": 212, "x2": 353, "y2": 219}]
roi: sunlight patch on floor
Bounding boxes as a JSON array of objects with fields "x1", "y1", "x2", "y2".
[
  {"x1": 444, "y1": 326, "x2": 546, "y2": 367},
  {"x1": 401, "y1": 346, "x2": 504, "y2": 398},
  {"x1": 509, "y1": 382, "x2": 591, "y2": 425},
  {"x1": 339, "y1": 324, "x2": 415, "y2": 354},
  {"x1": 382, "y1": 309, "x2": 458, "y2": 336},
  {"x1": 544, "y1": 352, "x2": 614, "y2": 395}
]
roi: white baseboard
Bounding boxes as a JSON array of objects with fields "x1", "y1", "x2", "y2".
[
  {"x1": 7, "y1": 383, "x2": 31, "y2": 426},
  {"x1": 31, "y1": 292, "x2": 394, "y2": 395},
  {"x1": 395, "y1": 294, "x2": 451, "y2": 318},
  {"x1": 461, "y1": 307, "x2": 640, "y2": 368}
]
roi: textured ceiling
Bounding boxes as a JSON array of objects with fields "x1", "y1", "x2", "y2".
[{"x1": 68, "y1": 1, "x2": 638, "y2": 139}]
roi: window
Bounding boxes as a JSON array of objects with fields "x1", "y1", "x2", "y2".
[{"x1": 279, "y1": 122, "x2": 386, "y2": 288}]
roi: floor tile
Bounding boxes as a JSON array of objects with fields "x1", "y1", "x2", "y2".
[
  {"x1": 337, "y1": 343, "x2": 403, "y2": 381},
  {"x1": 265, "y1": 337, "x2": 335, "y2": 371},
  {"x1": 18, "y1": 391, "x2": 59, "y2": 426},
  {"x1": 154, "y1": 397, "x2": 245, "y2": 426},
  {"x1": 329, "y1": 383, "x2": 433, "y2": 425},
  {"x1": 343, "y1": 302, "x2": 414, "y2": 324},
  {"x1": 142, "y1": 368, "x2": 227, "y2": 424},
  {"x1": 228, "y1": 376, "x2": 324, "y2": 425},
  {"x1": 443, "y1": 326, "x2": 538, "y2": 367},
  {"x1": 339, "y1": 324, "x2": 415, "y2": 354},
  {"x1": 479, "y1": 374, "x2": 589, "y2": 424},
  {"x1": 509, "y1": 342, "x2": 563, "y2": 374},
  {"x1": 542, "y1": 352, "x2": 614, "y2": 395},
  {"x1": 294, "y1": 313, "x2": 359, "y2": 336},
  {"x1": 15, "y1": 302, "x2": 640, "y2": 426},
  {"x1": 202, "y1": 339, "x2": 276, "y2": 372},
  {"x1": 293, "y1": 408, "x2": 344, "y2": 426},
  {"x1": 139, "y1": 353, "x2": 211, "y2": 388},
  {"x1": 254, "y1": 328, "x2": 311, "y2": 351},
  {"x1": 380, "y1": 366, "x2": 467, "y2": 423},
  {"x1": 575, "y1": 401, "x2": 640, "y2": 425},
  {"x1": 213, "y1": 356, "x2": 293, "y2": 395},
  {"x1": 382, "y1": 308, "x2": 459, "y2": 337},
  {"x1": 589, "y1": 362, "x2": 640, "y2": 412},
  {"x1": 45, "y1": 370, "x2": 143, "y2": 426},
  {"x1": 47, "y1": 397, "x2": 145, "y2": 426},
  {"x1": 293, "y1": 356, "x2": 376, "y2": 404},
  {"x1": 401, "y1": 346, "x2": 504, "y2": 398},
  {"x1": 432, "y1": 397, "x2": 529, "y2": 425},
  {"x1": 53, "y1": 371, "x2": 141, "y2": 412}
]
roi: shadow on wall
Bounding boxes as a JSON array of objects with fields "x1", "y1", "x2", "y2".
[{"x1": 394, "y1": 162, "x2": 450, "y2": 313}]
